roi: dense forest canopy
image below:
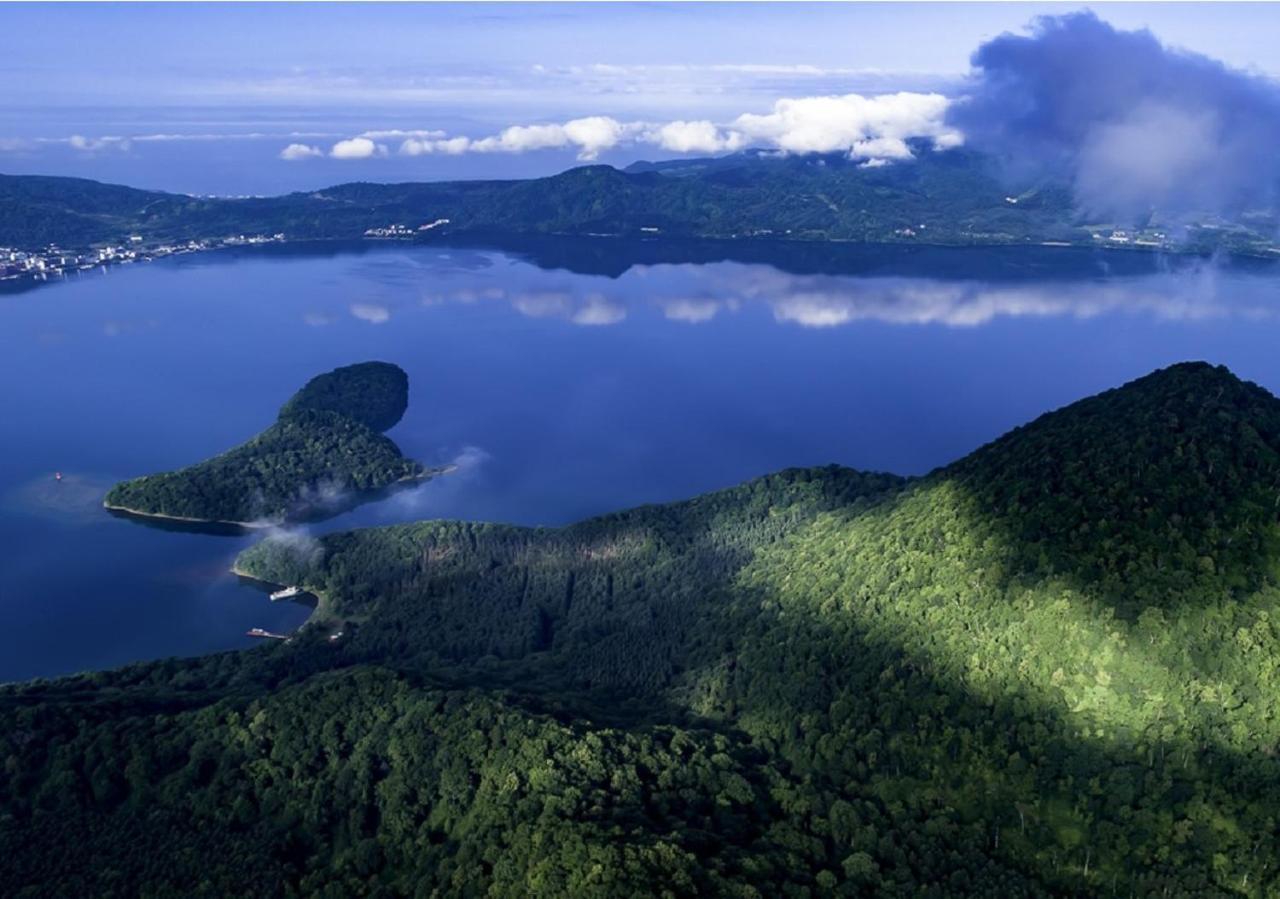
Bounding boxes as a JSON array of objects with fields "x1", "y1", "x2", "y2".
[
  {"x1": 103, "y1": 361, "x2": 424, "y2": 524},
  {"x1": 279, "y1": 360, "x2": 410, "y2": 432},
  {"x1": 9, "y1": 361, "x2": 1280, "y2": 895}
]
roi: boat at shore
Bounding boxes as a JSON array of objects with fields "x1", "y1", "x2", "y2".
[
  {"x1": 269, "y1": 585, "x2": 303, "y2": 601},
  {"x1": 246, "y1": 627, "x2": 289, "y2": 640}
]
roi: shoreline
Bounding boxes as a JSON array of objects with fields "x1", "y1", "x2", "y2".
[
  {"x1": 224, "y1": 465, "x2": 460, "y2": 637},
  {"x1": 103, "y1": 502, "x2": 269, "y2": 530},
  {"x1": 6, "y1": 232, "x2": 1278, "y2": 296},
  {"x1": 231, "y1": 566, "x2": 333, "y2": 634},
  {"x1": 102, "y1": 463, "x2": 457, "y2": 530}
]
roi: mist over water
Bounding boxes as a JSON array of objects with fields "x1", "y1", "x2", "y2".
[{"x1": 1, "y1": 241, "x2": 1279, "y2": 681}]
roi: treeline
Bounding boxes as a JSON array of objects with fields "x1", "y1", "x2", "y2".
[
  {"x1": 104, "y1": 362, "x2": 423, "y2": 524},
  {"x1": 9, "y1": 362, "x2": 1280, "y2": 895}
]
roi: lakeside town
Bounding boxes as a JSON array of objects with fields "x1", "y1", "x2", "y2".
[
  {"x1": 0, "y1": 232, "x2": 287, "y2": 285},
  {"x1": 1, "y1": 221, "x2": 455, "y2": 287}
]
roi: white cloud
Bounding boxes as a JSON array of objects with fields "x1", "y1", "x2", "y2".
[
  {"x1": 398, "y1": 138, "x2": 427, "y2": 156},
  {"x1": 360, "y1": 129, "x2": 446, "y2": 141},
  {"x1": 733, "y1": 91, "x2": 961, "y2": 159},
  {"x1": 350, "y1": 303, "x2": 391, "y2": 324},
  {"x1": 400, "y1": 135, "x2": 472, "y2": 156},
  {"x1": 320, "y1": 90, "x2": 962, "y2": 165},
  {"x1": 330, "y1": 137, "x2": 386, "y2": 159},
  {"x1": 434, "y1": 136, "x2": 472, "y2": 155},
  {"x1": 649, "y1": 120, "x2": 745, "y2": 154},
  {"x1": 562, "y1": 116, "x2": 629, "y2": 160},
  {"x1": 279, "y1": 143, "x2": 323, "y2": 161},
  {"x1": 67, "y1": 134, "x2": 131, "y2": 152},
  {"x1": 468, "y1": 116, "x2": 633, "y2": 160},
  {"x1": 473, "y1": 123, "x2": 569, "y2": 154}
]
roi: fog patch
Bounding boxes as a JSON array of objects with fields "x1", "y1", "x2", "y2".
[
  {"x1": 379, "y1": 445, "x2": 492, "y2": 519},
  {"x1": 257, "y1": 524, "x2": 324, "y2": 568},
  {"x1": 6, "y1": 472, "x2": 116, "y2": 525}
]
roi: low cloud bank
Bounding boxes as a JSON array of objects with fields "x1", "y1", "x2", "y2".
[{"x1": 294, "y1": 90, "x2": 960, "y2": 166}]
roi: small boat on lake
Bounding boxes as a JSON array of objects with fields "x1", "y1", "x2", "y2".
[{"x1": 269, "y1": 585, "x2": 303, "y2": 601}]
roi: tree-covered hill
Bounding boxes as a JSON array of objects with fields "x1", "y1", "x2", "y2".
[
  {"x1": 0, "y1": 148, "x2": 1084, "y2": 251},
  {"x1": 104, "y1": 361, "x2": 426, "y2": 525},
  {"x1": 9, "y1": 361, "x2": 1280, "y2": 895},
  {"x1": 279, "y1": 359, "x2": 410, "y2": 432}
]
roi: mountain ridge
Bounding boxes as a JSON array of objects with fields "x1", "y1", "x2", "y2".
[{"x1": 0, "y1": 148, "x2": 1109, "y2": 251}]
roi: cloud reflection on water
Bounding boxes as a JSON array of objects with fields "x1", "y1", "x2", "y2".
[
  {"x1": 350, "y1": 302, "x2": 391, "y2": 324},
  {"x1": 402, "y1": 254, "x2": 1276, "y2": 331}
]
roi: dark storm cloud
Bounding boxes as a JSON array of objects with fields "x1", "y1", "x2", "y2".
[{"x1": 949, "y1": 11, "x2": 1280, "y2": 221}]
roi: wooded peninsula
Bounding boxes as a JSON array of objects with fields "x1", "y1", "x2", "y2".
[{"x1": 103, "y1": 361, "x2": 429, "y2": 526}]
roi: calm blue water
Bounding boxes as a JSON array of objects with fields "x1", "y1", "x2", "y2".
[{"x1": 2, "y1": 241, "x2": 1279, "y2": 682}]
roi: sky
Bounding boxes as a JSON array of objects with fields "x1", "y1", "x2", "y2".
[{"x1": 2, "y1": 2, "x2": 1279, "y2": 195}]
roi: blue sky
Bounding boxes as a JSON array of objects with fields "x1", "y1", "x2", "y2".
[{"x1": 2, "y1": 2, "x2": 1278, "y2": 194}]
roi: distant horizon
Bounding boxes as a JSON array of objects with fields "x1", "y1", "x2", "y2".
[{"x1": 4, "y1": 2, "x2": 1280, "y2": 197}]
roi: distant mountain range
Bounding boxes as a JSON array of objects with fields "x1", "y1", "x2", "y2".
[{"x1": 4, "y1": 147, "x2": 1277, "y2": 256}]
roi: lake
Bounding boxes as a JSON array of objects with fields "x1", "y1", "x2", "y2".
[{"x1": 2, "y1": 239, "x2": 1279, "y2": 682}]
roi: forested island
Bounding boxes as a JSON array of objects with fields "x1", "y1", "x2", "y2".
[
  {"x1": 104, "y1": 362, "x2": 431, "y2": 526},
  {"x1": 8, "y1": 361, "x2": 1280, "y2": 895}
]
